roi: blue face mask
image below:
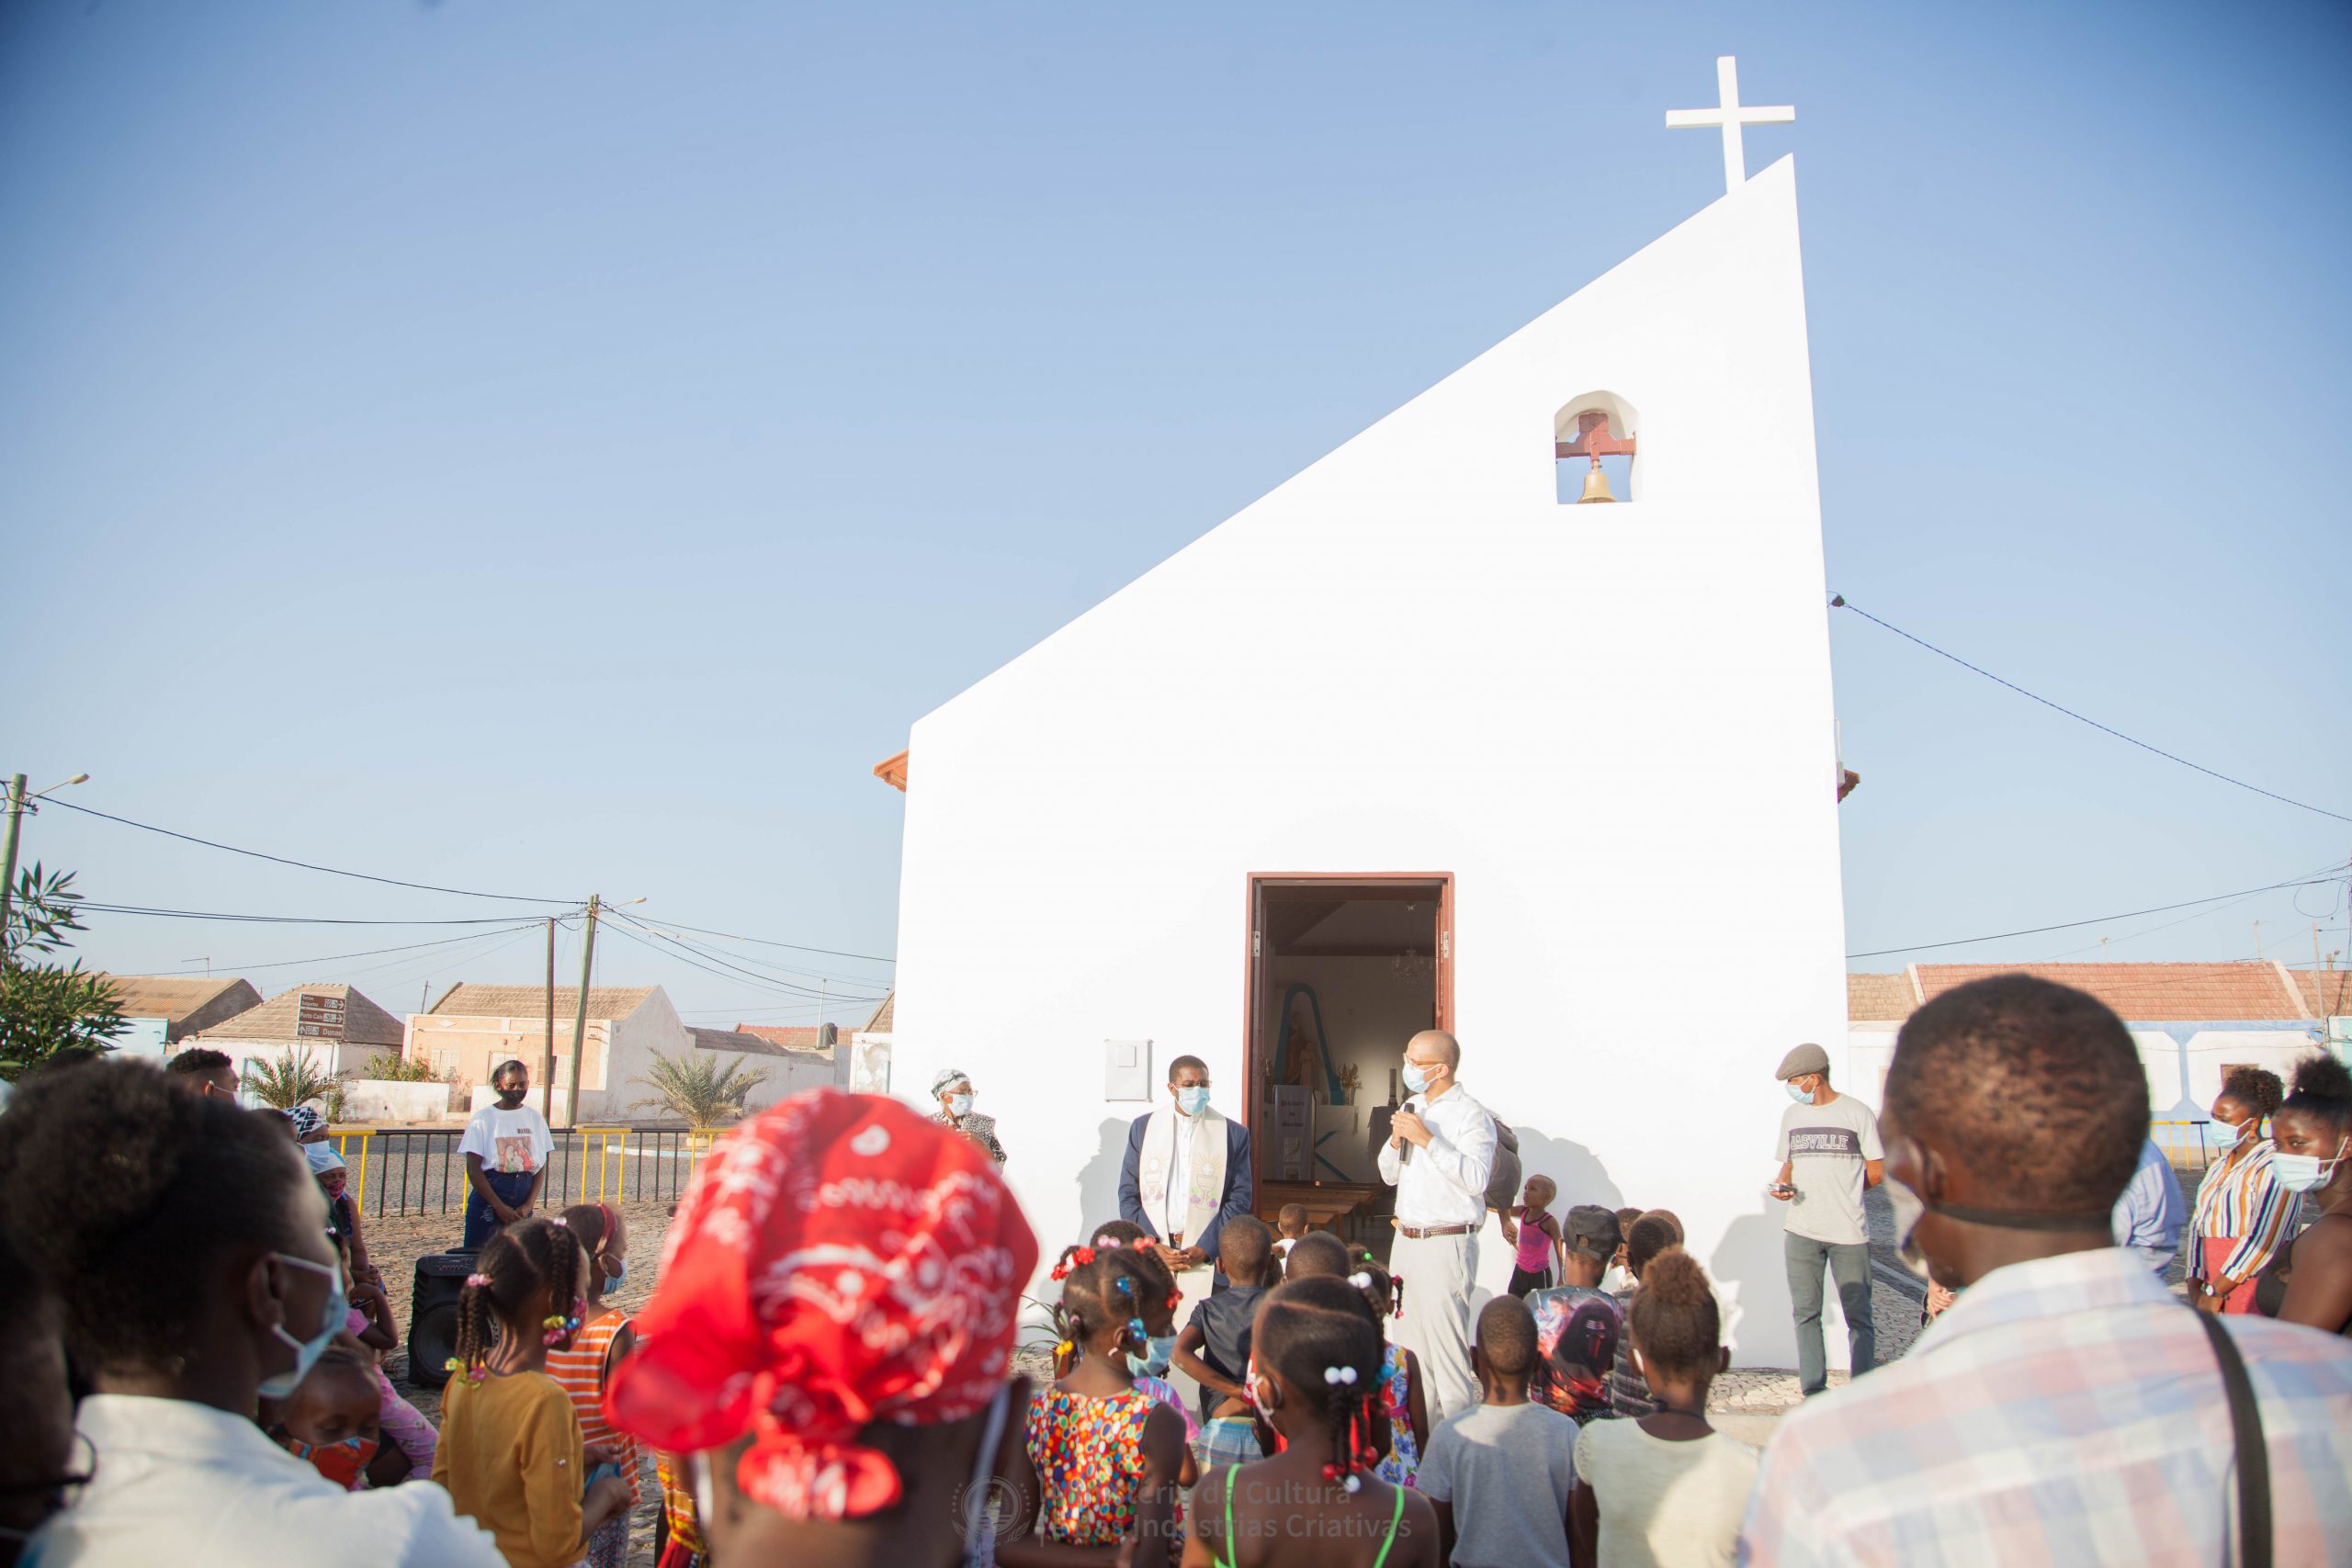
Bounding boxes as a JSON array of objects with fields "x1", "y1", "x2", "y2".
[
  {"x1": 1785, "y1": 1078, "x2": 1815, "y2": 1103},
  {"x1": 258, "y1": 1253, "x2": 348, "y2": 1399},
  {"x1": 1127, "y1": 1332, "x2": 1178, "y2": 1379},
  {"x1": 603, "y1": 1256, "x2": 628, "y2": 1294},
  {"x1": 1175, "y1": 1085, "x2": 1211, "y2": 1117},
  {"x1": 1402, "y1": 1062, "x2": 1431, "y2": 1095}
]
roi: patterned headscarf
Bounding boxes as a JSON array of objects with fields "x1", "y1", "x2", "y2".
[
  {"x1": 930, "y1": 1066, "x2": 970, "y2": 1100},
  {"x1": 284, "y1": 1105, "x2": 325, "y2": 1138},
  {"x1": 605, "y1": 1089, "x2": 1037, "y2": 1520}
]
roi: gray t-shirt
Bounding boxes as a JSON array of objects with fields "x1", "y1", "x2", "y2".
[
  {"x1": 1414, "y1": 1399, "x2": 1577, "y2": 1568},
  {"x1": 1776, "y1": 1091, "x2": 1883, "y2": 1246}
]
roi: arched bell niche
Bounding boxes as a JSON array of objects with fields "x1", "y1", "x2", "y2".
[{"x1": 1555, "y1": 391, "x2": 1640, "y2": 504}]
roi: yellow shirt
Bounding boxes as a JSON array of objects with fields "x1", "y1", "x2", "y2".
[{"x1": 430, "y1": 1369, "x2": 585, "y2": 1568}]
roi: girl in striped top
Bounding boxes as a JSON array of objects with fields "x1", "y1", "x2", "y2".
[
  {"x1": 552, "y1": 1203, "x2": 641, "y2": 1568},
  {"x1": 2192, "y1": 1066, "x2": 2295, "y2": 1314}
]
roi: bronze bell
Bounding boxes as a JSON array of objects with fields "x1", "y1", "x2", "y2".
[{"x1": 1575, "y1": 456, "x2": 1617, "y2": 503}]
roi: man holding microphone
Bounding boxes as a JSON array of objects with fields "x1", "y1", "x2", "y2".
[{"x1": 1378, "y1": 1028, "x2": 1497, "y2": 1422}]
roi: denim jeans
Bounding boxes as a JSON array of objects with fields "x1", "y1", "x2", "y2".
[{"x1": 1785, "y1": 1231, "x2": 1874, "y2": 1395}]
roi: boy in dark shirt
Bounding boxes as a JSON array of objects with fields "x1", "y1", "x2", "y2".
[{"x1": 1171, "y1": 1214, "x2": 1275, "y2": 1465}]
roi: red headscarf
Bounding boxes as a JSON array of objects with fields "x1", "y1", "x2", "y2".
[{"x1": 605, "y1": 1089, "x2": 1037, "y2": 1520}]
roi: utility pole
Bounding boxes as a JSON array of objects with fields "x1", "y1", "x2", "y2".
[
  {"x1": 540, "y1": 918, "x2": 558, "y2": 1120},
  {"x1": 562, "y1": 896, "x2": 601, "y2": 1129},
  {"x1": 0, "y1": 774, "x2": 27, "y2": 934}
]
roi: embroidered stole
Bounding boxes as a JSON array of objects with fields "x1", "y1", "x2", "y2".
[{"x1": 1136, "y1": 1105, "x2": 1226, "y2": 1252}]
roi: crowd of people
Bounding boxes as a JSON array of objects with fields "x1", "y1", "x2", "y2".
[{"x1": 1, "y1": 974, "x2": 2348, "y2": 1567}]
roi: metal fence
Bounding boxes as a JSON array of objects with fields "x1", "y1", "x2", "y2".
[
  {"x1": 2152, "y1": 1118, "x2": 2222, "y2": 1175},
  {"x1": 326, "y1": 1125, "x2": 725, "y2": 1218}
]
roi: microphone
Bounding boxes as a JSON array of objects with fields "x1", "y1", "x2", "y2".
[{"x1": 1397, "y1": 1097, "x2": 1423, "y2": 1165}]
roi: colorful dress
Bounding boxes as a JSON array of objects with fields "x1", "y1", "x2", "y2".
[
  {"x1": 2191, "y1": 1137, "x2": 2297, "y2": 1313},
  {"x1": 1372, "y1": 1344, "x2": 1419, "y2": 1485},
  {"x1": 1023, "y1": 1386, "x2": 1155, "y2": 1546}
]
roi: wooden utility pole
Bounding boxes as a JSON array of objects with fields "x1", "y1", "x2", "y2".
[
  {"x1": 540, "y1": 918, "x2": 558, "y2": 1119},
  {"x1": 562, "y1": 896, "x2": 601, "y2": 1129}
]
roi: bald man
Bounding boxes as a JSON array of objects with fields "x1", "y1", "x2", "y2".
[{"x1": 1378, "y1": 1028, "x2": 1498, "y2": 1422}]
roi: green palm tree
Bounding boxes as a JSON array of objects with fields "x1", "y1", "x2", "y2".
[
  {"x1": 630, "y1": 1051, "x2": 770, "y2": 1129},
  {"x1": 243, "y1": 1047, "x2": 345, "y2": 1111}
]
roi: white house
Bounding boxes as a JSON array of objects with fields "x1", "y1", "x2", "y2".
[
  {"x1": 181, "y1": 983, "x2": 407, "y2": 1086},
  {"x1": 879, "y1": 142, "x2": 1849, "y2": 1366}
]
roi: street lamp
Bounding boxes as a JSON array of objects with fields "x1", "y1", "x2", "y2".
[{"x1": 0, "y1": 772, "x2": 89, "y2": 932}]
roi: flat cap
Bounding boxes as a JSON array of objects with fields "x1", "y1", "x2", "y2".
[
  {"x1": 1564, "y1": 1203, "x2": 1623, "y2": 1258},
  {"x1": 1775, "y1": 1043, "x2": 1830, "y2": 1080}
]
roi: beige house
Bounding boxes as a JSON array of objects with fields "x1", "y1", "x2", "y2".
[
  {"x1": 107, "y1": 976, "x2": 266, "y2": 1045},
  {"x1": 181, "y1": 982, "x2": 407, "y2": 1084},
  {"x1": 406, "y1": 984, "x2": 670, "y2": 1124}
]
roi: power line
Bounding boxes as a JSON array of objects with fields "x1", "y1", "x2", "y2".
[
  {"x1": 1830, "y1": 597, "x2": 2352, "y2": 827},
  {"x1": 42, "y1": 796, "x2": 581, "y2": 904},
  {"x1": 153, "y1": 920, "x2": 565, "y2": 976},
  {"x1": 628, "y1": 909, "x2": 894, "y2": 965},
  {"x1": 80, "y1": 902, "x2": 567, "y2": 928},
  {"x1": 594, "y1": 918, "x2": 886, "y2": 1005},
  {"x1": 1847, "y1": 872, "x2": 2342, "y2": 960},
  {"x1": 605, "y1": 909, "x2": 885, "y2": 1001}
]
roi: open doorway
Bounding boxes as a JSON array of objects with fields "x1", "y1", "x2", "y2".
[{"x1": 1244, "y1": 874, "x2": 1453, "y2": 1241}]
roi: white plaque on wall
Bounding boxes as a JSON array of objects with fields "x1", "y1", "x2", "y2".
[{"x1": 1104, "y1": 1039, "x2": 1153, "y2": 1101}]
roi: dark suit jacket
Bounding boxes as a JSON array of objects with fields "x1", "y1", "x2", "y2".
[{"x1": 1118, "y1": 1110, "x2": 1253, "y2": 1261}]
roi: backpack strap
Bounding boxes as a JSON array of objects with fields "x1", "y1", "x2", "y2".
[{"x1": 2189, "y1": 1310, "x2": 2270, "y2": 1568}]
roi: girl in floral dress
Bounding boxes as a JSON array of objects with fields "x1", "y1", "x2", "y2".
[
  {"x1": 1350, "y1": 1257, "x2": 1428, "y2": 1487},
  {"x1": 1001, "y1": 1244, "x2": 1188, "y2": 1567}
]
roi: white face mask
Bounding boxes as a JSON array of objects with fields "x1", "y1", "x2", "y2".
[
  {"x1": 947, "y1": 1091, "x2": 975, "y2": 1118},
  {"x1": 2273, "y1": 1135, "x2": 2349, "y2": 1193}
]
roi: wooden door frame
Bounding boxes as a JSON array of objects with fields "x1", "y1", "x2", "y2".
[{"x1": 1241, "y1": 872, "x2": 1454, "y2": 1216}]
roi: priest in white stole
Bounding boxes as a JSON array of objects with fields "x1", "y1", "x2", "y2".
[{"x1": 1118, "y1": 1054, "x2": 1255, "y2": 1331}]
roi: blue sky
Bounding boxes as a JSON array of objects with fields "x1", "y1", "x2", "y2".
[{"x1": 3, "y1": 0, "x2": 2347, "y2": 1022}]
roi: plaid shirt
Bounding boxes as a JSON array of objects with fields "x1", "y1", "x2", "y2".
[{"x1": 1739, "y1": 1247, "x2": 2352, "y2": 1566}]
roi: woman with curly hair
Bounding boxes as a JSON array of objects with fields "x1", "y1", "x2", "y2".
[
  {"x1": 2190, "y1": 1065, "x2": 2291, "y2": 1314},
  {"x1": 2256, "y1": 1052, "x2": 2352, "y2": 1336},
  {"x1": 0, "y1": 1057, "x2": 501, "y2": 1565}
]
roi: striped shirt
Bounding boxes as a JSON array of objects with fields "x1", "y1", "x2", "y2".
[
  {"x1": 1738, "y1": 1247, "x2": 2352, "y2": 1566},
  {"x1": 2190, "y1": 1138, "x2": 2298, "y2": 1284},
  {"x1": 544, "y1": 1308, "x2": 641, "y2": 1486}
]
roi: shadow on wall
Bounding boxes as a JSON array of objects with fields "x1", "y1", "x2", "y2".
[
  {"x1": 1712, "y1": 1207, "x2": 1789, "y2": 1363},
  {"x1": 1076, "y1": 1117, "x2": 1133, "y2": 1242},
  {"x1": 1510, "y1": 1125, "x2": 1625, "y2": 1213}
]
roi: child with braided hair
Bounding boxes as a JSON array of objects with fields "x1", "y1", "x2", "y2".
[
  {"x1": 430, "y1": 1216, "x2": 636, "y2": 1568},
  {"x1": 1347, "y1": 1256, "x2": 1428, "y2": 1487},
  {"x1": 548, "y1": 1202, "x2": 644, "y2": 1568},
  {"x1": 1569, "y1": 1247, "x2": 1757, "y2": 1568},
  {"x1": 1001, "y1": 1242, "x2": 1188, "y2": 1566},
  {"x1": 1089, "y1": 1221, "x2": 1203, "y2": 1478},
  {"x1": 1182, "y1": 1275, "x2": 1438, "y2": 1568}
]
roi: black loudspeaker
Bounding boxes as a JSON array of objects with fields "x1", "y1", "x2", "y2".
[{"x1": 408, "y1": 1248, "x2": 478, "y2": 1390}]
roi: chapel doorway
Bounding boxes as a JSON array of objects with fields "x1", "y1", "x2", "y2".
[{"x1": 1244, "y1": 874, "x2": 1453, "y2": 1243}]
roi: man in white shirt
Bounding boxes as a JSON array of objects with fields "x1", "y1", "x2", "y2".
[
  {"x1": 1378, "y1": 1028, "x2": 1497, "y2": 1423},
  {"x1": 1119, "y1": 1055, "x2": 1254, "y2": 1319}
]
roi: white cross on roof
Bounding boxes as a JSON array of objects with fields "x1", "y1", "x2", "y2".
[{"x1": 1666, "y1": 56, "x2": 1795, "y2": 195}]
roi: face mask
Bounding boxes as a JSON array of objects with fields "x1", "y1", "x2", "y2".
[
  {"x1": 947, "y1": 1091, "x2": 975, "y2": 1118},
  {"x1": 496, "y1": 1087, "x2": 526, "y2": 1107},
  {"x1": 602, "y1": 1255, "x2": 628, "y2": 1294},
  {"x1": 2273, "y1": 1136, "x2": 2349, "y2": 1193},
  {"x1": 284, "y1": 1433, "x2": 379, "y2": 1490},
  {"x1": 1126, "y1": 1332, "x2": 1178, "y2": 1379},
  {"x1": 1401, "y1": 1063, "x2": 1431, "y2": 1095},
  {"x1": 1885, "y1": 1175, "x2": 1932, "y2": 1280},
  {"x1": 1785, "y1": 1078, "x2": 1814, "y2": 1103},
  {"x1": 1885, "y1": 1164, "x2": 2117, "y2": 1284},
  {"x1": 258, "y1": 1254, "x2": 348, "y2": 1399},
  {"x1": 1175, "y1": 1085, "x2": 1211, "y2": 1117}
]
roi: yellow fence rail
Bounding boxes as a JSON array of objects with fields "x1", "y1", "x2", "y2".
[
  {"x1": 326, "y1": 1127, "x2": 377, "y2": 1211},
  {"x1": 2151, "y1": 1118, "x2": 2220, "y2": 1174}
]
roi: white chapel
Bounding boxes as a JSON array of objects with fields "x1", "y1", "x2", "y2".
[{"x1": 877, "y1": 62, "x2": 1854, "y2": 1369}]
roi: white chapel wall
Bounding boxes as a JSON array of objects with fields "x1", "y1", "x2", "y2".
[{"x1": 892, "y1": 159, "x2": 1847, "y2": 1370}]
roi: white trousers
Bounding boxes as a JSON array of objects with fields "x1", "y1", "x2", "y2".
[{"x1": 1391, "y1": 1229, "x2": 1479, "y2": 1423}]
